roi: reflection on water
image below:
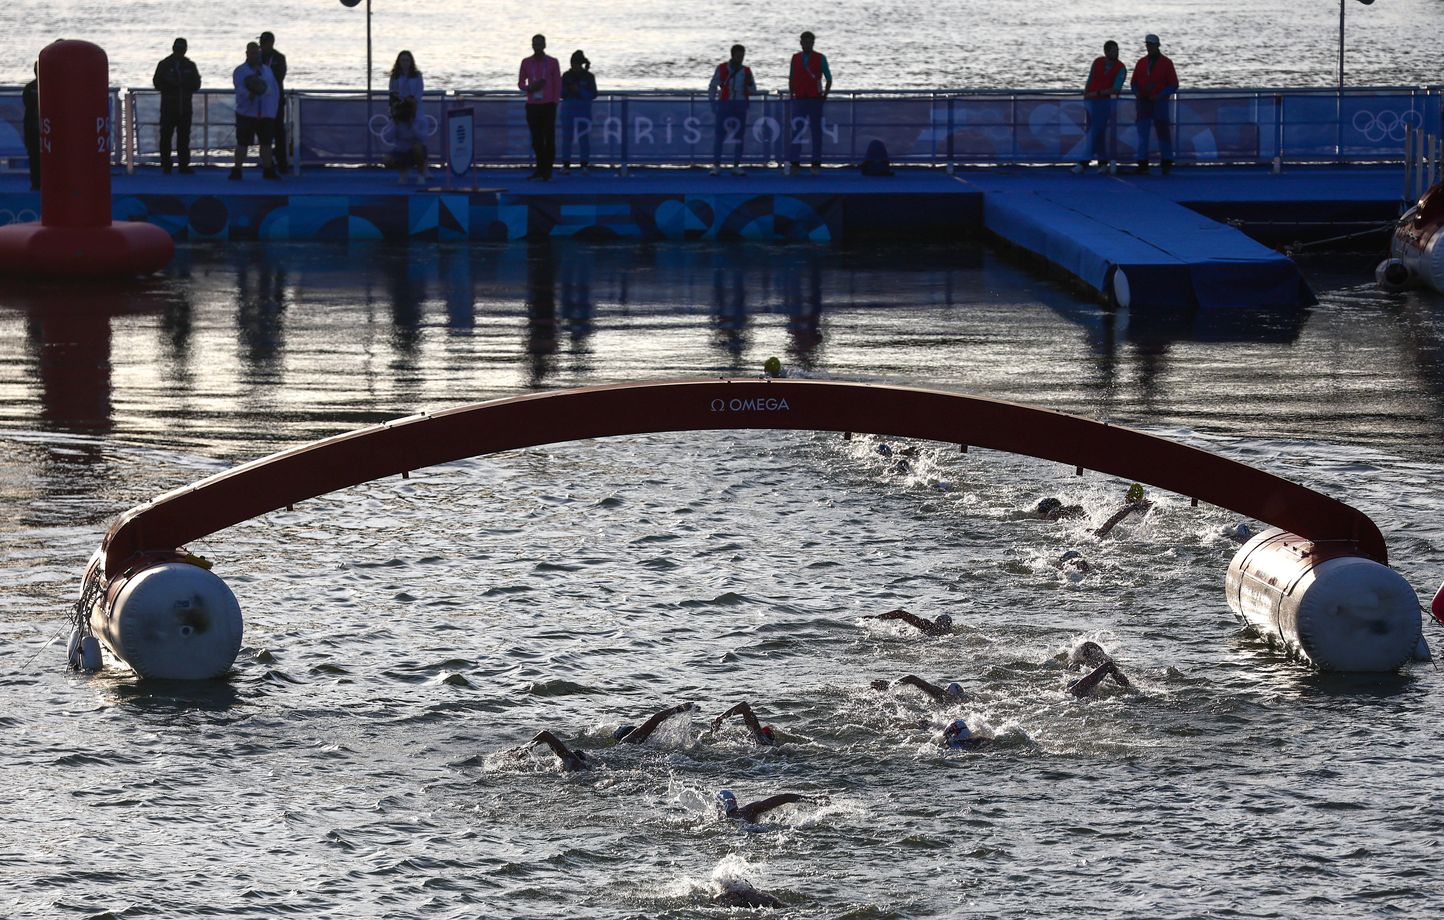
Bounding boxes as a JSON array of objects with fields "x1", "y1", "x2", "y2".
[{"x1": 0, "y1": 242, "x2": 1442, "y2": 465}]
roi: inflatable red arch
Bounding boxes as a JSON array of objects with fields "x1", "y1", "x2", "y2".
[{"x1": 99, "y1": 378, "x2": 1386, "y2": 577}]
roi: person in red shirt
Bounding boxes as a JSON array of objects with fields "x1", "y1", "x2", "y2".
[
  {"x1": 708, "y1": 44, "x2": 757, "y2": 175},
  {"x1": 1130, "y1": 33, "x2": 1179, "y2": 174},
  {"x1": 1073, "y1": 40, "x2": 1126, "y2": 175},
  {"x1": 788, "y1": 31, "x2": 833, "y2": 175}
]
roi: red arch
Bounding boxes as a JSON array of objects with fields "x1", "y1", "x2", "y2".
[{"x1": 99, "y1": 378, "x2": 1387, "y2": 577}]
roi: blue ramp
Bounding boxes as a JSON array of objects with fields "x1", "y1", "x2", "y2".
[{"x1": 967, "y1": 176, "x2": 1315, "y2": 310}]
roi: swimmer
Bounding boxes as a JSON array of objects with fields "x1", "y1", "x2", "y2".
[
  {"x1": 512, "y1": 730, "x2": 590, "y2": 772},
  {"x1": 712, "y1": 702, "x2": 777, "y2": 746},
  {"x1": 871, "y1": 675, "x2": 967, "y2": 704},
  {"x1": 1035, "y1": 496, "x2": 1086, "y2": 521},
  {"x1": 1064, "y1": 641, "x2": 1131, "y2": 697},
  {"x1": 1225, "y1": 522, "x2": 1255, "y2": 544},
  {"x1": 937, "y1": 718, "x2": 989, "y2": 750},
  {"x1": 712, "y1": 885, "x2": 783, "y2": 909},
  {"x1": 715, "y1": 789, "x2": 809, "y2": 824},
  {"x1": 1057, "y1": 549, "x2": 1091, "y2": 572},
  {"x1": 613, "y1": 701, "x2": 699, "y2": 743},
  {"x1": 864, "y1": 607, "x2": 954, "y2": 636},
  {"x1": 1094, "y1": 482, "x2": 1153, "y2": 538}
]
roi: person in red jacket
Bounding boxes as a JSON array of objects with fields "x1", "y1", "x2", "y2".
[
  {"x1": 1130, "y1": 33, "x2": 1178, "y2": 174},
  {"x1": 788, "y1": 31, "x2": 832, "y2": 175},
  {"x1": 1073, "y1": 40, "x2": 1126, "y2": 175},
  {"x1": 708, "y1": 44, "x2": 757, "y2": 175}
]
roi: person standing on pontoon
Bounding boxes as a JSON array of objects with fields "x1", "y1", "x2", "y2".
[
  {"x1": 1073, "y1": 40, "x2": 1126, "y2": 175},
  {"x1": 708, "y1": 44, "x2": 756, "y2": 176}
]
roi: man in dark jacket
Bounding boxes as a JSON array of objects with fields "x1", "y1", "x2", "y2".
[
  {"x1": 152, "y1": 38, "x2": 201, "y2": 174},
  {"x1": 258, "y1": 31, "x2": 288, "y2": 171},
  {"x1": 22, "y1": 62, "x2": 38, "y2": 189}
]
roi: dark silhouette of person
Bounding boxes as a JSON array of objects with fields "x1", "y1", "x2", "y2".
[
  {"x1": 788, "y1": 31, "x2": 832, "y2": 174},
  {"x1": 711, "y1": 702, "x2": 777, "y2": 745},
  {"x1": 712, "y1": 886, "x2": 783, "y2": 909},
  {"x1": 560, "y1": 50, "x2": 597, "y2": 173},
  {"x1": 518, "y1": 34, "x2": 561, "y2": 180},
  {"x1": 1034, "y1": 496, "x2": 1085, "y2": 520},
  {"x1": 22, "y1": 61, "x2": 39, "y2": 190},
  {"x1": 708, "y1": 44, "x2": 756, "y2": 175},
  {"x1": 258, "y1": 31, "x2": 288, "y2": 171},
  {"x1": 152, "y1": 38, "x2": 201, "y2": 174},
  {"x1": 863, "y1": 607, "x2": 954, "y2": 636}
]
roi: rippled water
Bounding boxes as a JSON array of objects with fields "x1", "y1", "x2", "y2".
[
  {"x1": 2, "y1": 242, "x2": 1442, "y2": 917},
  {"x1": 4, "y1": 1, "x2": 1443, "y2": 91}
]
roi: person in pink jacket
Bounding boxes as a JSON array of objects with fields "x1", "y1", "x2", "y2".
[{"x1": 518, "y1": 34, "x2": 562, "y2": 180}]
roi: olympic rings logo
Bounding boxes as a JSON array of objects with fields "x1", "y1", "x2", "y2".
[
  {"x1": 0, "y1": 208, "x2": 39, "y2": 226},
  {"x1": 368, "y1": 113, "x2": 439, "y2": 146},
  {"x1": 1351, "y1": 109, "x2": 1423, "y2": 143}
]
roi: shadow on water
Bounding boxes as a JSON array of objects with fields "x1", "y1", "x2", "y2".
[{"x1": 102, "y1": 676, "x2": 242, "y2": 713}]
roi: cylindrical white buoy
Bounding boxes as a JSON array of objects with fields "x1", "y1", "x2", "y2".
[
  {"x1": 1225, "y1": 529, "x2": 1421, "y2": 672},
  {"x1": 88, "y1": 562, "x2": 243, "y2": 679}
]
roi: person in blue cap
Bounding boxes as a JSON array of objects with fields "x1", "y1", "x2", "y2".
[
  {"x1": 864, "y1": 607, "x2": 953, "y2": 636},
  {"x1": 711, "y1": 702, "x2": 778, "y2": 745},
  {"x1": 871, "y1": 675, "x2": 967, "y2": 705},
  {"x1": 716, "y1": 789, "x2": 809, "y2": 823}
]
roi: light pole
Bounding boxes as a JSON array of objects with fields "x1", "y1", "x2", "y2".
[
  {"x1": 1339, "y1": 0, "x2": 1376, "y2": 91},
  {"x1": 340, "y1": 0, "x2": 373, "y2": 163}
]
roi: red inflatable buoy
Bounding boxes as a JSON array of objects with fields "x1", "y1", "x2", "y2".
[
  {"x1": 1432, "y1": 580, "x2": 1444, "y2": 625},
  {"x1": 0, "y1": 40, "x2": 173, "y2": 278}
]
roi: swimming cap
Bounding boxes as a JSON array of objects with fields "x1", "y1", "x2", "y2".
[
  {"x1": 612, "y1": 724, "x2": 636, "y2": 742},
  {"x1": 1126, "y1": 483, "x2": 1145, "y2": 503},
  {"x1": 943, "y1": 719, "x2": 972, "y2": 748},
  {"x1": 1059, "y1": 549, "x2": 1084, "y2": 563},
  {"x1": 946, "y1": 682, "x2": 964, "y2": 698},
  {"x1": 1037, "y1": 497, "x2": 1062, "y2": 514},
  {"x1": 763, "y1": 356, "x2": 782, "y2": 377},
  {"x1": 760, "y1": 725, "x2": 776, "y2": 744},
  {"x1": 934, "y1": 613, "x2": 953, "y2": 630},
  {"x1": 876, "y1": 443, "x2": 893, "y2": 457},
  {"x1": 716, "y1": 789, "x2": 739, "y2": 814}
]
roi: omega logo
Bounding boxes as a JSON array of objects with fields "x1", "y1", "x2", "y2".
[{"x1": 710, "y1": 397, "x2": 791, "y2": 412}]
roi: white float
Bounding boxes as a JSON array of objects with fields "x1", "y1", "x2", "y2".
[
  {"x1": 1225, "y1": 528, "x2": 1423, "y2": 672},
  {"x1": 87, "y1": 562, "x2": 244, "y2": 679}
]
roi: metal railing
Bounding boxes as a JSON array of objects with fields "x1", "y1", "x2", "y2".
[{"x1": 5, "y1": 84, "x2": 1443, "y2": 174}]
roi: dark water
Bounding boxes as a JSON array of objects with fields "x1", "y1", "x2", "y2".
[{"x1": 2, "y1": 241, "x2": 1443, "y2": 917}]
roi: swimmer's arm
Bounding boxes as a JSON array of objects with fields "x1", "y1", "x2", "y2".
[
  {"x1": 870, "y1": 609, "x2": 932, "y2": 632},
  {"x1": 1094, "y1": 501, "x2": 1150, "y2": 538},
  {"x1": 738, "y1": 793, "x2": 805, "y2": 822},
  {"x1": 1107, "y1": 662, "x2": 1132, "y2": 688},
  {"x1": 1067, "y1": 663, "x2": 1113, "y2": 697},
  {"x1": 711, "y1": 702, "x2": 751, "y2": 733},
  {"x1": 620, "y1": 702, "x2": 696, "y2": 743},
  {"x1": 526, "y1": 730, "x2": 574, "y2": 760},
  {"x1": 896, "y1": 675, "x2": 947, "y2": 703},
  {"x1": 712, "y1": 701, "x2": 766, "y2": 742}
]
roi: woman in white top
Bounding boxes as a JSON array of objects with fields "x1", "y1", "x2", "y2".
[{"x1": 389, "y1": 50, "x2": 423, "y2": 117}]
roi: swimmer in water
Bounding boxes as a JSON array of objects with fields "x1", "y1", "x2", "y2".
[
  {"x1": 864, "y1": 607, "x2": 954, "y2": 636},
  {"x1": 711, "y1": 702, "x2": 778, "y2": 745},
  {"x1": 613, "y1": 701, "x2": 699, "y2": 743},
  {"x1": 1035, "y1": 496, "x2": 1086, "y2": 521},
  {"x1": 712, "y1": 885, "x2": 783, "y2": 908},
  {"x1": 937, "y1": 718, "x2": 989, "y2": 750},
  {"x1": 1094, "y1": 482, "x2": 1153, "y2": 538},
  {"x1": 1064, "y1": 641, "x2": 1131, "y2": 697},
  {"x1": 715, "y1": 789, "x2": 810, "y2": 823},
  {"x1": 871, "y1": 675, "x2": 967, "y2": 704},
  {"x1": 512, "y1": 730, "x2": 591, "y2": 772}
]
